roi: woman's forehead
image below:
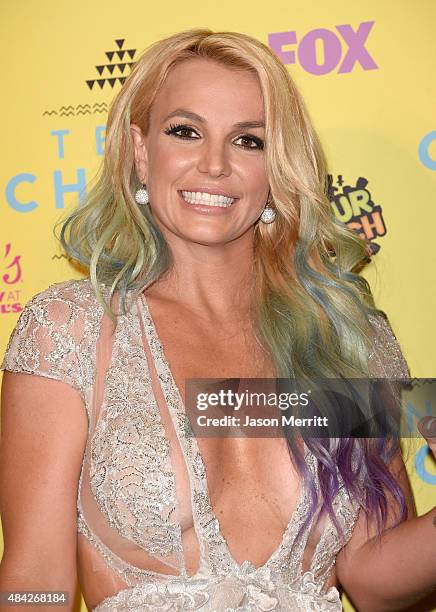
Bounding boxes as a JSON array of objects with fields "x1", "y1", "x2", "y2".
[{"x1": 151, "y1": 60, "x2": 265, "y2": 124}]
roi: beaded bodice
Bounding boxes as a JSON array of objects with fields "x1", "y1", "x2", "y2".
[{"x1": 0, "y1": 278, "x2": 409, "y2": 611}]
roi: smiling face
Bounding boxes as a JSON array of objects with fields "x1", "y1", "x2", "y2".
[{"x1": 131, "y1": 58, "x2": 270, "y2": 247}]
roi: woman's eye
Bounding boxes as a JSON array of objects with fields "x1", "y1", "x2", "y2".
[
  {"x1": 164, "y1": 123, "x2": 264, "y2": 150},
  {"x1": 164, "y1": 124, "x2": 199, "y2": 139},
  {"x1": 234, "y1": 135, "x2": 264, "y2": 150}
]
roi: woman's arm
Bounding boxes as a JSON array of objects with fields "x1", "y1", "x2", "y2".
[
  {"x1": 336, "y1": 444, "x2": 436, "y2": 611},
  {"x1": 0, "y1": 371, "x2": 88, "y2": 611}
]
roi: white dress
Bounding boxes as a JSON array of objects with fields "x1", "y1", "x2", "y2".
[{"x1": 0, "y1": 279, "x2": 410, "y2": 611}]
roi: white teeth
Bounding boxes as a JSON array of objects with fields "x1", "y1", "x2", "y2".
[{"x1": 181, "y1": 191, "x2": 235, "y2": 207}]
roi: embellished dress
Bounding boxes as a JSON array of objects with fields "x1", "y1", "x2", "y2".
[{"x1": 0, "y1": 279, "x2": 409, "y2": 611}]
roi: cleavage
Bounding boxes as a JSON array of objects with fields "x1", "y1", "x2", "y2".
[{"x1": 197, "y1": 435, "x2": 302, "y2": 568}]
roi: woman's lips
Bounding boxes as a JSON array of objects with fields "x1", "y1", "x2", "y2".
[{"x1": 177, "y1": 191, "x2": 239, "y2": 215}]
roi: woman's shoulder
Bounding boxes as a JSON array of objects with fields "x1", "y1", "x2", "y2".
[
  {"x1": 23, "y1": 277, "x2": 103, "y2": 312},
  {"x1": 17, "y1": 277, "x2": 110, "y2": 332},
  {"x1": 0, "y1": 277, "x2": 106, "y2": 397},
  {"x1": 367, "y1": 311, "x2": 410, "y2": 378}
]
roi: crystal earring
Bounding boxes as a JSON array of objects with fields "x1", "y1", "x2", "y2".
[
  {"x1": 135, "y1": 183, "x2": 149, "y2": 205},
  {"x1": 260, "y1": 205, "x2": 276, "y2": 224}
]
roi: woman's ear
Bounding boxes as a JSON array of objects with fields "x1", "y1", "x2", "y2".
[{"x1": 130, "y1": 124, "x2": 148, "y2": 183}]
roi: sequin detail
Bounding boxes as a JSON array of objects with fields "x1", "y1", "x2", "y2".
[{"x1": 0, "y1": 279, "x2": 410, "y2": 611}]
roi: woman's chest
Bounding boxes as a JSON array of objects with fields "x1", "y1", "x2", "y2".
[
  {"x1": 90, "y1": 303, "x2": 296, "y2": 538},
  {"x1": 145, "y1": 303, "x2": 276, "y2": 387},
  {"x1": 78, "y1": 296, "x2": 348, "y2": 596},
  {"x1": 141, "y1": 309, "x2": 309, "y2": 550}
]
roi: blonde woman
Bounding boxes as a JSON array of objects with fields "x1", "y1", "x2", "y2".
[{"x1": 0, "y1": 29, "x2": 435, "y2": 612}]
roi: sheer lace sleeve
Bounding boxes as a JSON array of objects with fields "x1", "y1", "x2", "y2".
[
  {"x1": 0, "y1": 279, "x2": 104, "y2": 405},
  {"x1": 367, "y1": 312, "x2": 410, "y2": 378}
]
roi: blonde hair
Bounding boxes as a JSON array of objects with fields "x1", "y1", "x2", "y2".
[
  {"x1": 59, "y1": 27, "x2": 377, "y2": 374},
  {"x1": 58, "y1": 28, "x2": 406, "y2": 540}
]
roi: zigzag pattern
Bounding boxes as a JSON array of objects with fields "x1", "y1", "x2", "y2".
[
  {"x1": 43, "y1": 102, "x2": 108, "y2": 117},
  {"x1": 43, "y1": 40, "x2": 135, "y2": 117}
]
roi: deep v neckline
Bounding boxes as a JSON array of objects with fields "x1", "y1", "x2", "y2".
[{"x1": 138, "y1": 292, "x2": 312, "y2": 574}]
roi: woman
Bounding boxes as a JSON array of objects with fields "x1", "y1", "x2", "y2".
[{"x1": 0, "y1": 28, "x2": 435, "y2": 612}]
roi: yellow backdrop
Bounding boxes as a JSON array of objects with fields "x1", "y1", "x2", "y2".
[{"x1": 1, "y1": 1, "x2": 435, "y2": 610}]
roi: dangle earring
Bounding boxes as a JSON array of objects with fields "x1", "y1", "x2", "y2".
[{"x1": 135, "y1": 183, "x2": 149, "y2": 205}]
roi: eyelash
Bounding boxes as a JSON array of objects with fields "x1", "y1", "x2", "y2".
[{"x1": 164, "y1": 123, "x2": 264, "y2": 150}]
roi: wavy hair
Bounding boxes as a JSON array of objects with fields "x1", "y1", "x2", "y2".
[{"x1": 57, "y1": 28, "x2": 408, "y2": 542}]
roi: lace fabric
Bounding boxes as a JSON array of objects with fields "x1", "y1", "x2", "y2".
[{"x1": 0, "y1": 279, "x2": 410, "y2": 611}]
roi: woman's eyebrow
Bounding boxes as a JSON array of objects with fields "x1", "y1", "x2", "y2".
[{"x1": 162, "y1": 108, "x2": 265, "y2": 129}]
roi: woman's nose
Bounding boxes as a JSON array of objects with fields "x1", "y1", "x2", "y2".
[{"x1": 197, "y1": 140, "x2": 232, "y2": 177}]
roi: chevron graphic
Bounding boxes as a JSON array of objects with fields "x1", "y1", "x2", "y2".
[
  {"x1": 42, "y1": 102, "x2": 109, "y2": 117},
  {"x1": 86, "y1": 38, "x2": 136, "y2": 90},
  {"x1": 42, "y1": 39, "x2": 135, "y2": 119}
]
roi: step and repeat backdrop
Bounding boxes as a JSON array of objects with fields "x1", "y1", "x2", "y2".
[{"x1": 1, "y1": 1, "x2": 435, "y2": 610}]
